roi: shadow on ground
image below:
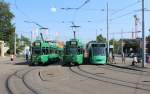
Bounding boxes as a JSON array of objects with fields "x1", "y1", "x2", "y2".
[{"x1": 14, "y1": 62, "x2": 28, "y2": 65}]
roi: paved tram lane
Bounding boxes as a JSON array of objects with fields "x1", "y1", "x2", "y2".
[
  {"x1": 0, "y1": 57, "x2": 150, "y2": 94},
  {"x1": 77, "y1": 65, "x2": 150, "y2": 94}
]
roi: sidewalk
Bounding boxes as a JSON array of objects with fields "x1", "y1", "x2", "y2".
[
  {"x1": 0, "y1": 56, "x2": 11, "y2": 61},
  {"x1": 0, "y1": 55, "x2": 25, "y2": 64},
  {"x1": 110, "y1": 56, "x2": 150, "y2": 71}
]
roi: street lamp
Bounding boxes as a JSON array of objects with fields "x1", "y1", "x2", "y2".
[{"x1": 14, "y1": 30, "x2": 16, "y2": 55}]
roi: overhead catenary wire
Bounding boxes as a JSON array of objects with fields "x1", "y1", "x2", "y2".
[
  {"x1": 61, "y1": 0, "x2": 90, "y2": 10},
  {"x1": 110, "y1": 9, "x2": 141, "y2": 21},
  {"x1": 76, "y1": 0, "x2": 90, "y2": 10},
  {"x1": 111, "y1": 0, "x2": 141, "y2": 16},
  {"x1": 14, "y1": 0, "x2": 31, "y2": 20}
]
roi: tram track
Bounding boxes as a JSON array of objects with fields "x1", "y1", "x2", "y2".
[
  {"x1": 108, "y1": 64, "x2": 150, "y2": 73},
  {"x1": 97, "y1": 64, "x2": 150, "y2": 77},
  {"x1": 77, "y1": 66, "x2": 150, "y2": 87},
  {"x1": 5, "y1": 67, "x2": 39, "y2": 94},
  {"x1": 38, "y1": 71, "x2": 46, "y2": 81},
  {"x1": 69, "y1": 65, "x2": 150, "y2": 92},
  {"x1": 5, "y1": 71, "x2": 17, "y2": 94}
]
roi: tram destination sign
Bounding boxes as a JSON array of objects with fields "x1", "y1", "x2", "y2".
[
  {"x1": 70, "y1": 41, "x2": 77, "y2": 46},
  {"x1": 34, "y1": 42, "x2": 41, "y2": 46}
]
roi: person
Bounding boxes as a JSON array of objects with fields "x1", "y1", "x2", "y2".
[
  {"x1": 109, "y1": 52, "x2": 113, "y2": 64},
  {"x1": 132, "y1": 54, "x2": 137, "y2": 66},
  {"x1": 84, "y1": 50, "x2": 89, "y2": 64},
  {"x1": 112, "y1": 54, "x2": 116, "y2": 64},
  {"x1": 11, "y1": 54, "x2": 14, "y2": 61},
  {"x1": 122, "y1": 52, "x2": 125, "y2": 64},
  {"x1": 25, "y1": 50, "x2": 30, "y2": 63},
  {"x1": 26, "y1": 53, "x2": 28, "y2": 61}
]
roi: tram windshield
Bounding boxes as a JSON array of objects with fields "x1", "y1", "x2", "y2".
[
  {"x1": 92, "y1": 47, "x2": 106, "y2": 56},
  {"x1": 66, "y1": 48, "x2": 78, "y2": 55},
  {"x1": 32, "y1": 48, "x2": 41, "y2": 55}
]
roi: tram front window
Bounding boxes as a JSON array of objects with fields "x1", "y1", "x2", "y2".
[
  {"x1": 66, "y1": 48, "x2": 78, "y2": 55},
  {"x1": 32, "y1": 48, "x2": 41, "y2": 55},
  {"x1": 92, "y1": 47, "x2": 106, "y2": 56}
]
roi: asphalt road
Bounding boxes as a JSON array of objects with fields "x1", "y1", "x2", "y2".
[{"x1": 0, "y1": 57, "x2": 150, "y2": 94}]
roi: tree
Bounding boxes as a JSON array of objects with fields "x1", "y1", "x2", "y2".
[
  {"x1": 109, "y1": 39, "x2": 121, "y2": 54},
  {"x1": 21, "y1": 35, "x2": 31, "y2": 46},
  {"x1": 96, "y1": 34, "x2": 106, "y2": 43},
  {"x1": 0, "y1": 1, "x2": 15, "y2": 54}
]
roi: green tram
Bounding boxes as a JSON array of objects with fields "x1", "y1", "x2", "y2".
[
  {"x1": 62, "y1": 39, "x2": 84, "y2": 66},
  {"x1": 86, "y1": 43, "x2": 107, "y2": 64},
  {"x1": 29, "y1": 40, "x2": 63, "y2": 66}
]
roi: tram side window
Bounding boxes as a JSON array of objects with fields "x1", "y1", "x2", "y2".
[
  {"x1": 42, "y1": 47, "x2": 49, "y2": 55},
  {"x1": 49, "y1": 49, "x2": 55, "y2": 54},
  {"x1": 49, "y1": 49, "x2": 52, "y2": 53},
  {"x1": 56, "y1": 50, "x2": 61, "y2": 54},
  {"x1": 56, "y1": 50, "x2": 59, "y2": 54},
  {"x1": 53, "y1": 50, "x2": 57, "y2": 54},
  {"x1": 78, "y1": 48, "x2": 83, "y2": 54},
  {"x1": 42, "y1": 48, "x2": 45, "y2": 54},
  {"x1": 45, "y1": 47, "x2": 48, "y2": 54},
  {"x1": 58, "y1": 50, "x2": 62, "y2": 54},
  {"x1": 64, "y1": 48, "x2": 68, "y2": 54},
  {"x1": 42, "y1": 47, "x2": 49, "y2": 54},
  {"x1": 32, "y1": 49, "x2": 41, "y2": 54},
  {"x1": 65, "y1": 48, "x2": 69, "y2": 55}
]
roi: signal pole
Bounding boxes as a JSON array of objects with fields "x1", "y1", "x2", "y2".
[
  {"x1": 142, "y1": 0, "x2": 145, "y2": 67},
  {"x1": 107, "y1": 2, "x2": 109, "y2": 56},
  {"x1": 121, "y1": 29, "x2": 124, "y2": 55},
  {"x1": 14, "y1": 31, "x2": 16, "y2": 55}
]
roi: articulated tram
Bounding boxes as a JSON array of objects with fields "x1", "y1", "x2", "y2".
[
  {"x1": 86, "y1": 43, "x2": 107, "y2": 64},
  {"x1": 29, "y1": 40, "x2": 63, "y2": 66},
  {"x1": 62, "y1": 39, "x2": 84, "y2": 66},
  {"x1": 29, "y1": 33, "x2": 107, "y2": 66}
]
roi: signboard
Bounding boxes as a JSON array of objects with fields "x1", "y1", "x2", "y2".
[
  {"x1": 70, "y1": 41, "x2": 77, "y2": 47},
  {"x1": 109, "y1": 45, "x2": 114, "y2": 48},
  {"x1": 70, "y1": 41, "x2": 77, "y2": 45}
]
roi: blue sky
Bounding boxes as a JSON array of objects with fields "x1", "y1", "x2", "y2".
[{"x1": 5, "y1": 0, "x2": 150, "y2": 43}]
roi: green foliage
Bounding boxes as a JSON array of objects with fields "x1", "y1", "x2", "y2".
[
  {"x1": 21, "y1": 35, "x2": 31, "y2": 46},
  {"x1": 109, "y1": 39, "x2": 121, "y2": 53},
  {"x1": 16, "y1": 35, "x2": 30, "y2": 54},
  {"x1": 96, "y1": 34, "x2": 106, "y2": 43},
  {"x1": 146, "y1": 35, "x2": 150, "y2": 41},
  {"x1": 0, "y1": 1, "x2": 15, "y2": 54}
]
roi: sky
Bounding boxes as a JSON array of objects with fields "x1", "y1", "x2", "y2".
[{"x1": 4, "y1": 0, "x2": 150, "y2": 43}]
